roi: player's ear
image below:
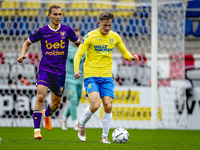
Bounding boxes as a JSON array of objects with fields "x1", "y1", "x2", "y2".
[
  {"x1": 48, "y1": 13, "x2": 50, "y2": 18},
  {"x1": 98, "y1": 20, "x2": 100, "y2": 26}
]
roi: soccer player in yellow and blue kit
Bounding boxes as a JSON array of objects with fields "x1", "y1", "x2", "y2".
[{"x1": 74, "y1": 11, "x2": 139, "y2": 143}]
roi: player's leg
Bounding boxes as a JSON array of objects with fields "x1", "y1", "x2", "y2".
[
  {"x1": 80, "y1": 91, "x2": 100, "y2": 126},
  {"x1": 43, "y1": 73, "x2": 65, "y2": 131},
  {"x1": 43, "y1": 91, "x2": 62, "y2": 131},
  {"x1": 77, "y1": 83, "x2": 82, "y2": 105},
  {"x1": 61, "y1": 81, "x2": 70, "y2": 130},
  {"x1": 69, "y1": 84, "x2": 78, "y2": 129},
  {"x1": 101, "y1": 96, "x2": 113, "y2": 144},
  {"x1": 78, "y1": 77, "x2": 101, "y2": 141},
  {"x1": 74, "y1": 83, "x2": 82, "y2": 130},
  {"x1": 33, "y1": 84, "x2": 48, "y2": 140},
  {"x1": 78, "y1": 91, "x2": 100, "y2": 141},
  {"x1": 100, "y1": 77, "x2": 114, "y2": 144},
  {"x1": 63, "y1": 83, "x2": 78, "y2": 130},
  {"x1": 65, "y1": 80, "x2": 71, "y2": 118}
]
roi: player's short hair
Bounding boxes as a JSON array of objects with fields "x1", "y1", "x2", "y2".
[
  {"x1": 73, "y1": 28, "x2": 80, "y2": 32},
  {"x1": 99, "y1": 11, "x2": 114, "y2": 21},
  {"x1": 48, "y1": 5, "x2": 61, "y2": 14}
]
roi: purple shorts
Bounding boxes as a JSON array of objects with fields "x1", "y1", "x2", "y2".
[{"x1": 37, "y1": 70, "x2": 65, "y2": 97}]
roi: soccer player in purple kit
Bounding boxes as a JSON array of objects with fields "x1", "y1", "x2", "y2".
[{"x1": 17, "y1": 5, "x2": 81, "y2": 140}]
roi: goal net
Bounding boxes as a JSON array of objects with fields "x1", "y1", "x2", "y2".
[{"x1": 0, "y1": 0, "x2": 187, "y2": 129}]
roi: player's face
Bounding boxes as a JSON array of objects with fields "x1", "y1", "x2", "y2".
[
  {"x1": 98, "y1": 19, "x2": 112, "y2": 35},
  {"x1": 49, "y1": 8, "x2": 62, "y2": 25},
  {"x1": 75, "y1": 31, "x2": 81, "y2": 39}
]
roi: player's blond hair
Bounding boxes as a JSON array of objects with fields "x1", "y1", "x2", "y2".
[
  {"x1": 48, "y1": 5, "x2": 61, "y2": 14},
  {"x1": 99, "y1": 11, "x2": 114, "y2": 21}
]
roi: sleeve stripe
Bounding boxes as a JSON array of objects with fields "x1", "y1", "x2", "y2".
[
  {"x1": 74, "y1": 39, "x2": 80, "y2": 43},
  {"x1": 28, "y1": 38, "x2": 32, "y2": 43}
]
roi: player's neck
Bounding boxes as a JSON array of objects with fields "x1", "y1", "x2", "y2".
[
  {"x1": 49, "y1": 23, "x2": 60, "y2": 31},
  {"x1": 98, "y1": 29, "x2": 108, "y2": 35}
]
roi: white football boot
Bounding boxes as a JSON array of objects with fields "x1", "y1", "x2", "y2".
[
  {"x1": 78, "y1": 122, "x2": 86, "y2": 141},
  {"x1": 100, "y1": 137, "x2": 111, "y2": 144}
]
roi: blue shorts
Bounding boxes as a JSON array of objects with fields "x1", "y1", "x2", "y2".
[
  {"x1": 84, "y1": 77, "x2": 114, "y2": 98},
  {"x1": 37, "y1": 70, "x2": 65, "y2": 97}
]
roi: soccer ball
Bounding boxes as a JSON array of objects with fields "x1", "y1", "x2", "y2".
[{"x1": 112, "y1": 128, "x2": 129, "y2": 143}]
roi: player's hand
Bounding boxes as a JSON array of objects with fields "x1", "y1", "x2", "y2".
[
  {"x1": 17, "y1": 55, "x2": 26, "y2": 63},
  {"x1": 74, "y1": 71, "x2": 81, "y2": 79},
  {"x1": 131, "y1": 55, "x2": 139, "y2": 62}
]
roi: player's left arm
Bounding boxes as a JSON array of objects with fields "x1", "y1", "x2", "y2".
[
  {"x1": 74, "y1": 39, "x2": 81, "y2": 47},
  {"x1": 115, "y1": 34, "x2": 139, "y2": 62}
]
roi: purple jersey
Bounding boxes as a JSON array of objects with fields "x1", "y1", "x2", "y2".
[{"x1": 29, "y1": 24, "x2": 78, "y2": 75}]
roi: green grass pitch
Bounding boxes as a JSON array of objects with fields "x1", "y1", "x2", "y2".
[{"x1": 0, "y1": 127, "x2": 200, "y2": 150}]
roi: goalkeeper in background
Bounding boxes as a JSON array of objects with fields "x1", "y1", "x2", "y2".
[
  {"x1": 74, "y1": 11, "x2": 139, "y2": 143},
  {"x1": 61, "y1": 29, "x2": 85, "y2": 130},
  {"x1": 17, "y1": 5, "x2": 81, "y2": 140}
]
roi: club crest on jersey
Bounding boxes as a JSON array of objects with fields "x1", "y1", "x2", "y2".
[
  {"x1": 109, "y1": 38, "x2": 114, "y2": 43},
  {"x1": 60, "y1": 31, "x2": 66, "y2": 39}
]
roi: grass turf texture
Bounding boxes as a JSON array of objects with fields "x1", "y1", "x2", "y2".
[{"x1": 0, "y1": 127, "x2": 200, "y2": 150}]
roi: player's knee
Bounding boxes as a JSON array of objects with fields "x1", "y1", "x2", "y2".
[
  {"x1": 104, "y1": 103, "x2": 112, "y2": 112},
  {"x1": 90, "y1": 103, "x2": 100, "y2": 112},
  {"x1": 52, "y1": 101, "x2": 61, "y2": 109},
  {"x1": 36, "y1": 94, "x2": 45, "y2": 104}
]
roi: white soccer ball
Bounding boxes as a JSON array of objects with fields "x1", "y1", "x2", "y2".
[{"x1": 112, "y1": 128, "x2": 129, "y2": 143}]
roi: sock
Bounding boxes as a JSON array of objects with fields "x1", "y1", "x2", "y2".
[
  {"x1": 73, "y1": 120, "x2": 78, "y2": 126},
  {"x1": 45, "y1": 103, "x2": 55, "y2": 117},
  {"x1": 33, "y1": 111, "x2": 42, "y2": 129},
  {"x1": 102, "y1": 112, "x2": 112, "y2": 138},
  {"x1": 63, "y1": 114, "x2": 67, "y2": 122},
  {"x1": 79, "y1": 106, "x2": 93, "y2": 127}
]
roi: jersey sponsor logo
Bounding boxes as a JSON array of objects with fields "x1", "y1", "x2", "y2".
[
  {"x1": 96, "y1": 38, "x2": 102, "y2": 40},
  {"x1": 45, "y1": 40, "x2": 65, "y2": 49},
  {"x1": 44, "y1": 35, "x2": 50, "y2": 37},
  {"x1": 94, "y1": 45, "x2": 113, "y2": 53},
  {"x1": 38, "y1": 80, "x2": 47, "y2": 83},
  {"x1": 45, "y1": 50, "x2": 65, "y2": 56}
]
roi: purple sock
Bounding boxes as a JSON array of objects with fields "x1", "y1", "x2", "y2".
[
  {"x1": 45, "y1": 104, "x2": 55, "y2": 117},
  {"x1": 33, "y1": 112, "x2": 42, "y2": 129}
]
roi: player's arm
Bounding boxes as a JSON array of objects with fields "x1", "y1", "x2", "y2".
[
  {"x1": 115, "y1": 35, "x2": 139, "y2": 62},
  {"x1": 74, "y1": 39, "x2": 81, "y2": 47},
  {"x1": 74, "y1": 34, "x2": 90, "y2": 79},
  {"x1": 17, "y1": 39, "x2": 32, "y2": 63},
  {"x1": 74, "y1": 46, "x2": 87, "y2": 79}
]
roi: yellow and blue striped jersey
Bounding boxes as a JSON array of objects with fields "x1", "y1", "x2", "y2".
[{"x1": 74, "y1": 28, "x2": 133, "y2": 78}]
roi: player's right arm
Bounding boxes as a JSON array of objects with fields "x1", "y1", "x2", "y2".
[
  {"x1": 74, "y1": 34, "x2": 90, "y2": 79},
  {"x1": 17, "y1": 39, "x2": 32, "y2": 63},
  {"x1": 74, "y1": 46, "x2": 87, "y2": 79}
]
